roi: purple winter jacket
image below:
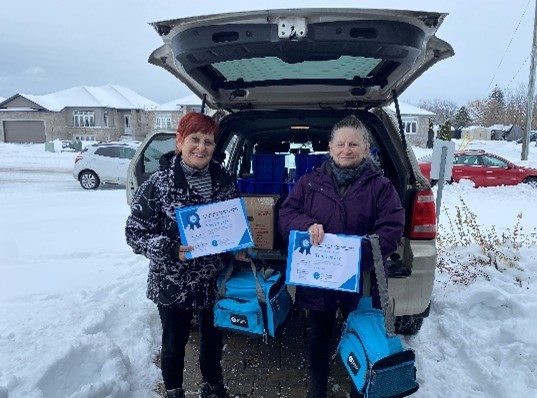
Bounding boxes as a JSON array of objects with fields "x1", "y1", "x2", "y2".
[{"x1": 279, "y1": 159, "x2": 404, "y2": 312}]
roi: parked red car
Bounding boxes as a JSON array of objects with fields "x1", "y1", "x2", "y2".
[{"x1": 418, "y1": 150, "x2": 537, "y2": 188}]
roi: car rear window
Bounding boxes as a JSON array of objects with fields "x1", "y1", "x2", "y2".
[
  {"x1": 95, "y1": 147, "x2": 120, "y2": 158},
  {"x1": 214, "y1": 56, "x2": 381, "y2": 83}
]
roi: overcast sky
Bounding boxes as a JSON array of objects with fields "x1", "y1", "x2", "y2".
[{"x1": 0, "y1": 0, "x2": 534, "y2": 106}]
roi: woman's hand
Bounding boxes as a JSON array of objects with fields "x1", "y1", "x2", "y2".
[
  {"x1": 173, "y1": 243, "x2": 194, "y2": 262},
  {"x1": 307, "y1": 223, "x2": 325, "y2": 246}
]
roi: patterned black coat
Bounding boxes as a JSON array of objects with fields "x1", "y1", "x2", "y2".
[{"x1": 125, "y1": 155, "x2": 239, "y2": 309}]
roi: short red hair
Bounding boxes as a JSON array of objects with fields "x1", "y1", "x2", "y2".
[{"x1": 176, "y1": 112, "x2": 218, "y2": 142}]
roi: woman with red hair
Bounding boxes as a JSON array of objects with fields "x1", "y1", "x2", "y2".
[{"x1": 126, "y1": 112, "x2": 236, "y2": 398}]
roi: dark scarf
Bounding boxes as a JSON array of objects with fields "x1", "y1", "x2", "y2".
[{"x1": 329, "y1": 158, "x2": 367, "y2": 194}]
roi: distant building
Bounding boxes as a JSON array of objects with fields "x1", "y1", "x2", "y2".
[
  {"x1": 154, "y1": 95, "x2": 203, "y2": 132},
  {"x1": 489, "y1": 124, "x2": 524, "y2": 141},
  {"x1": 385, "y1": 102, "x2": 435, "y2": 147},
  {"x1": 0, "y1": 86, "x2": 206, "y2": 144},
  {"x1": 461, "y1": 126, "x2": 491, "y2": 141}
]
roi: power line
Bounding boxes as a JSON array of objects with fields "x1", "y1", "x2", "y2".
[
  {"x1": 507, "y1": 53, "x2": 531, "y2": 89},
  {"x1": 487, "y1": 0, "x2": 532, "y2": 92}
]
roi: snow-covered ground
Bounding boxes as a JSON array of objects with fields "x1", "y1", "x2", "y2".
[{"x1": 1, "y1": 140, "x2": 537, "y2": 398}]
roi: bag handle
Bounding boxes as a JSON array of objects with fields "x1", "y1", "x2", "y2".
[
  {"x1": 217, "y1": 259, "x2": 267, "y2": 305},
  {"x1": 365, "y1": 234, "x2": 396, "y2": 336}
]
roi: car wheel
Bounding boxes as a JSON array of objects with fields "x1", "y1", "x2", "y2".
[
  {"x1": 79, "y1": 170, "x2": 100, "y2": 190},
  {"x1": 524, "y1": 177, "x2": 537, "y2": 188},
  {"x1": 395, "y1": 315, "x2": 424, "y2": 335}
]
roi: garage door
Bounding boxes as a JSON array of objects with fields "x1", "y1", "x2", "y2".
[{"x1": 3, "y1": 121, "x2": 46, "y2": 143}]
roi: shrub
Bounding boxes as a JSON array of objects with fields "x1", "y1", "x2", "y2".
[{"x1": 436, "y1": 197, "x2": 537, "y2": 285}]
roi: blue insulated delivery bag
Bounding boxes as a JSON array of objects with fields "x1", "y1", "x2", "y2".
[
  {"x1": 214, "y1": 261, "x2": 292, "y2": 338},
  {"x1": 338, "y1": 235, "x2": 419, "y2": 397},
  {"x1": 338, "y1": 298, "x2": 418, "y2": 397}
]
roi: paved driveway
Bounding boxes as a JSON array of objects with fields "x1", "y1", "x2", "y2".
[{"x1": 156, "y1": 309, "x2": 353, "y2": 397}]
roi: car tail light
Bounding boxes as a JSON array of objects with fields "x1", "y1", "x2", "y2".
[
  {"x1": 75, "y1": 155, "x2": 83, "y2": 164},
  {"x1": 409, "y1": 189, "x2": 436, "y2": 239}
]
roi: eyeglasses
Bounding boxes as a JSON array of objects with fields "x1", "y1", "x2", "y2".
[{"x1": 188, "y1": 135, "x2": 215, "y2": 148}]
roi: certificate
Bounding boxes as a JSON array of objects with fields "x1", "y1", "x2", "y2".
[
  {"x1": 286, "y1": 230, "x2": 363, "y2": 292},
  {"x1": 175, "y1": 198, "x2": 254, "y2": 259}
]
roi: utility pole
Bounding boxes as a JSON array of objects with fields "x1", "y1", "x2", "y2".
[{"x1": 523, "y1": 0, "x2": 537, "y2": 159}]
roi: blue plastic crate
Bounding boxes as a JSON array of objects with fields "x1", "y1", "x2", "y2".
[
  {"x1": 295, "y1": 154, "x2": 327, "y2": 179},
  {"x1": 252, "y1": 154, "x2": 287, "y2": 182},
  {"x1": 237, "y1": 177, "x2": 254, "y2": 194},
  {"x1": 250, "y1": 181, "x2": 288, "y2": 195}
]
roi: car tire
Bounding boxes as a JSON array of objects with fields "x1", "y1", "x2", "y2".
[
  {"x1": 395, "y1": 315, "x2": 424, "y2": 335},
  {"x1": 524, "y1": 177, "x2": 537, "y2": 188},
  {"x1": 79, "y1": 170, "x2": 100, "y2": 190}
]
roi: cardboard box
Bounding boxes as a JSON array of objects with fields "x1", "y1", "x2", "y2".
[{"x1": 242, "y1": 195, "x2": 280, "y2": 250}]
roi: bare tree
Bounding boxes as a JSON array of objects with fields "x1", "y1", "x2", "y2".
[
  {"x1": 466, "y1": 99, "x2": 487, "y2": 126},
  {"x1": 480, "y1": 86, "x2": 506, "y2": 126},
  {"x1": 503, "y1": 85, "x2": 527, "y2": 128},
  {"x1": 418, "y1": 98, "x2": 458, "y2": 124}
]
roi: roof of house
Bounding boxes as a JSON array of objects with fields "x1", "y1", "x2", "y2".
[
  {"x1": 0, "y1": 96, "x2": 5, "y2": 102},
  {"x1": 386, "y1": 101, "x2": 435, "y2": 116},
  {"x1": 157, "y1": 94, "x2": 202, "y2": 111},
  {"x1": 462, "y1": 125, "x2": 489, "y2": 131},
  {"x1": 1, "y1": 85, "x2": 158, "y2": 112}
]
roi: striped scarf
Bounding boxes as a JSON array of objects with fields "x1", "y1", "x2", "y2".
[{"x1": 180, "y1": 160, "x2": 212, "y2": 199}]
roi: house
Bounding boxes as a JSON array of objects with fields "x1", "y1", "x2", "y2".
[
  {"x1": 154, "y1": 94, "x2": 203, "y2": 131},
  {"x1": 0, "y1": 85, "x2": 161, "y2": 143},
  {"x1": 385, "y1": 102, "x2": 435, "y2": 147}
]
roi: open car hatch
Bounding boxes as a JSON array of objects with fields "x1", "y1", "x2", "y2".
[{"x1": 148, "y1": 8, "x2": 453, "y2": 110}]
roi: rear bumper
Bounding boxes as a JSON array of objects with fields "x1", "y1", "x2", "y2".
[{"x1": 388, "y1": 239, "x2": 437, "y2": 317}]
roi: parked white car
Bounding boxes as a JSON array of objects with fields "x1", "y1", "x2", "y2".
[{"x1": 73, "y1": 142, "x2": 139, "y2": 189}]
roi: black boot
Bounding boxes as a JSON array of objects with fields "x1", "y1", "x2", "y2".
[
  {"x1": 166, "y1": 388, "x2": 185, "y2": 398},
  {"x1": 199, "y1": 381, "x2": 230, "y2": 398},
  {"x1": 306, "y1": 373, "x2": 328, "y2": 398}
]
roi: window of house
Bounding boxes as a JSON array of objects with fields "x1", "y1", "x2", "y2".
[
  {"x1": 74, "y1": 135, "x2": 96, "y2": 141},
  {"x1": 103, "y1": 111, "x2": 108, "y2": 128},
  {"x1": 402, "y1": 119, "x2": 417, "y2": 134},
  {"x1": 156, "y1": 115, "x2": 172, "y2": 129},
  {"x1": 73, "y1": 111, "x2": 95, "y2": 127}
]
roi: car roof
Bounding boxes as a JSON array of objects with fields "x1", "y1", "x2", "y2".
[
  {"x1": 89, "y1": 141, "x2": 139, "y2": 148},
  {"x1": 148, "y1": 8, "x2": 454, "y2": 110},
  {"x1": 455, "y1": 149, "x2": 487, "y2": 155}
]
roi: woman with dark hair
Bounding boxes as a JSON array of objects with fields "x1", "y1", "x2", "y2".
[
  {"x1": 126, "y1": 112, "x2": 235, "y2": 398},
  {"x1": 279, "y1": 115, "x2": 405, "y2": 398}
]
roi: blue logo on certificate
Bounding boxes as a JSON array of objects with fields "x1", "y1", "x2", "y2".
[
  {"x1": 184, "y1": 211, "x2": 201, "y2": 230},
  {"x1": 298, "y1": 236, "x2": 312, "y2": 255},
  {"x1": 286, "y1": 230, "x2": 363, "y2": 293}
]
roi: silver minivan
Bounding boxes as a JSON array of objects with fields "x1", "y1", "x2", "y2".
[{"x1": 127, "y1": 8, "x2": 454, "y2": 334}]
